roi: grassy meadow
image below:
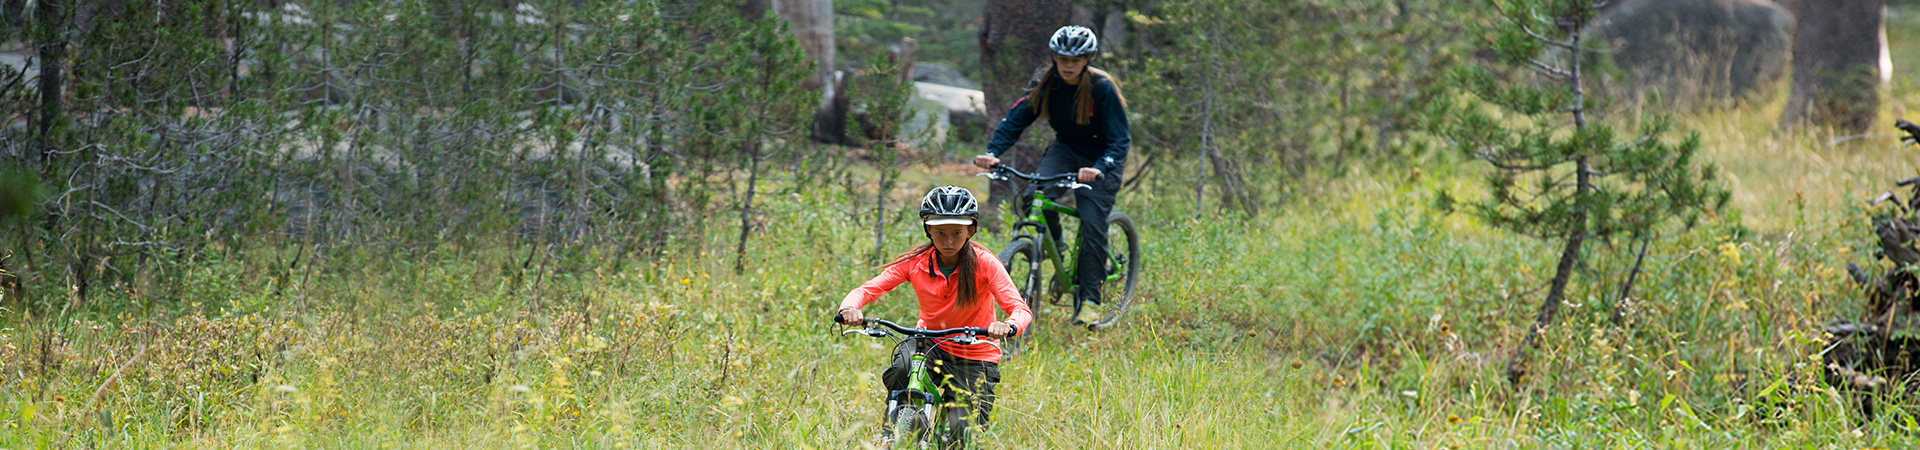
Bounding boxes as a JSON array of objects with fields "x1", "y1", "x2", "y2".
[{"x1": 13, "y1": 10, "x2": 1920, "y2": 450}]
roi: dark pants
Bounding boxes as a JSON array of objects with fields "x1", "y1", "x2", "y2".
[
  {"x1": 1035, "y1": 143, "x2": 1119, "y2": 305},
  {"x1": 882, "y1": 339, "x2": 1001, "y2": 436}
]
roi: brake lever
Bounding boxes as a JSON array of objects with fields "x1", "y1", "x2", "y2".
[
  {"x1": 946, "y1": 335, "x2": 1002, "y2": 349},
  {"x1": 976, "y1": 172, "x2": 1009, "y2": 181},
  {"x1": 841, "y1": 328, "x2": 888, "y2": 338},
  {"x1": 1872, "y1": 191, "x2": 1899, "y2": 207},
  {"x1": 1897, "y1": 119, "x2": 1920, "y2": 145}
]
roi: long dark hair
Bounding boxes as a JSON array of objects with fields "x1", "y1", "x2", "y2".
[
  {"x1": 1026, "y1": 62, "x2": 1128, "y2": 125},
  {"x1": 881, "y1": 238, "x2": 990, "y2": 309}
]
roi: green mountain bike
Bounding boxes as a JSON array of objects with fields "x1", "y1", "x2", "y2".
[
  {"x1": 980, "y1": 164, "x2": 1140, "y2": 341},
  {"x1": 836, "y1": 316, "x2": 1005, "y2": 450}
]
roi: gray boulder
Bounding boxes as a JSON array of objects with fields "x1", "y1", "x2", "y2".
[
  {"x1": 1587, "y1": 0, "x2": 1793, "y2": 107},
  {"x1": 0, "y1": 51, "x2": 33, "y2": 82},
  {"x1": 915, "y1": 82, "x2": 989, "y2": 142},
  {"x1": 900, "y1": 94, "x2": 951, "y2": 149},
  {"x1": 912, "y1": 62, "x2": 980, "y2": 90}
]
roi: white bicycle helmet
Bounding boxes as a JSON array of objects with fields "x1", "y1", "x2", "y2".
[
  {"x1": 1049, "y1": 26, "x2": 1099, "y2": 57},
  {"x1": 920, "y1": 186, "x2": 978, "y2": 226}
]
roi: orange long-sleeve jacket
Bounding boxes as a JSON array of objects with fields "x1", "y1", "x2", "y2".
[{"x1": 840, "y1": 244, "x2": 1033, "y2": 363}]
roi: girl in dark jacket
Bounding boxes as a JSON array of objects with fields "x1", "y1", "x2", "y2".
[{"x1": 972, "y1": 25, "x2": 1129, "y2": 319}]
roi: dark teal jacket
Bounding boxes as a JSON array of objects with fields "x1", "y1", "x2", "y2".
[{"x1": 985, "y1": 73, "x2": 1131, "y2": 174}]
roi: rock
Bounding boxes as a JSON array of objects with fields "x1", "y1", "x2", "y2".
[
  {"x1": 915, "y1": 81, "x2": 985, "y2": 123},
  {"x1": 0, "y1": 51, "x2": 33, "y2": 82},
  {"x1": 1778, "y1": 0, "x2": 1888, "y2": 132},
  {"x1": 911, "y1": 62, "x2": 980, "y2": 90},
  {"x1": 897, "y1": 82, "x2": 997, "y2": 148},
  {"x1": 1586, "y1": 0, "x2": 1792, "y2": 107},
  {"x1": 900, "y1": 94, "x2": 950, "y2": 149}
]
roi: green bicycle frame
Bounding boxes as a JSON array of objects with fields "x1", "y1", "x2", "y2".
[
  {"x1": 889, "y1": 347, "x2": 945, "y2": 423},
  {"x1": 907, "y1": 353, "x2": 943, "y2": 402},
  {"x1": 1011, "y1": 189, "x2": 1124, "y2": 292},
  {"x1": 1019, "y1": 189, "x2": 1078, "y2": 291}
]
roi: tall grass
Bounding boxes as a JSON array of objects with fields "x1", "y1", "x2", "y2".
[
  {"x1": 0, "y1": 151, "x2": 1905, "y2": 448},
  {"x1": 7, "y1": 8, "x2": 1920, "y2": 449}
]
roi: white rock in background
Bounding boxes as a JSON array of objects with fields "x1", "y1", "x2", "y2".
[
  {"x1": 914, "y1": 82, "x2": 985, "y2": 118},
  {"x1": 0, "y1": 52, "x2": 31, "y2": 82},
  {"x1": 900, "y1": 94, "x2": 950, "y2": 149},
  {"x1": 911, "y1": 62, "x2": 980, "y2": 90},
  {"x1": 901, "y1": 82, "x2": 987, "y2": 149}
]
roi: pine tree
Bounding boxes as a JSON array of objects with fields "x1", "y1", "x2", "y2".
[
  {"x1": 1425, "y1": 0, "x2": 1731, "y2": 385},
  {"x1": 850, "y1": 47, "x2": 918, "y2": 265},
  {"x1": 1120, "y1": 0, "x2": 1482, "y2": 216},
  {"x1": 721, "y1": 9, "x2": 818, "y2": 274}
]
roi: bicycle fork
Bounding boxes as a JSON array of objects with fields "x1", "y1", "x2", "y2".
[{"x1": 887, "y1": 354, "x2": 941, "y2": 438}]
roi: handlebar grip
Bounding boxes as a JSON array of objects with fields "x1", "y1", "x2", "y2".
[
  {"x1": 1897, "y1": 119, "x2": 1920, "y2": 136},
  {"x1": 832, "y1": 313, "x2": 846, "y2": 324}
]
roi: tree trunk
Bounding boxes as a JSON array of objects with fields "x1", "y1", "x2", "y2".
[
  {"x1": 896, "y1": 37, "x2": 917, "y2": 84},
  {"x1": 870, "y1": 168, "x2": 889, "y2": 264},
  {"x1": 34, "y1": 0, "x2": 67, "y2": 162},
  {"x1": 1609, "y1": 238, "x2": 1652, "y2": 326},
  {"x1": 774, "y1": 0, "x2": 834, "y2": 92},
  {"x1": 1100, "y1": 11, "x2": 1126, "y2": 54},
  {"x1": 979, "y1": 0, "x2": 1070, "y2": 233},
  {"x1": 2, "y1": 0, "x2": 22, "y2": 30},
  {"x1": 739, "y1": 0, "x2": 770, "y2": 20},
  {"x1": 772, "y1": 0, "x2": 841, "y2": 144},
  {"x1": 1204, "y1": 145, "x2": 1254, "y2": 216},
  {"x1": 734, "y1": 139, "x2": 759, "y2": 275},
  {"x1": 1506, "y1": 202, "x2": 1588, "y2": 385},
  {"x1": 1193, "y1": 32, "x2": 1253, "y2": 217},
  {"x1": 1509, "y1": 29, "x2": 1590, "y2": 386},
  {"x1": 1194, "y1": 68, "x2": 1212, "y2": 219},
  {"x1": 1780, "y1": 0, "x2": 1885, "y2": 132},
  {"x1": 813, "y1": 68, "x2": 853, "y2": 145},
  {"x1": 228, "y1": 1, "x2": 244, "y2": 101},
  {"x1": 1070, "y1": 5, "x2": 1095, "y2": 28},
  {"x1": 3, "y1": 228, "x2": 25, "y2": 309}
]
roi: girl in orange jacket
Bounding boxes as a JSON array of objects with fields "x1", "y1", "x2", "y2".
[{"x1": 836, "y1": 185, "x2": 1034, "y2": 435}]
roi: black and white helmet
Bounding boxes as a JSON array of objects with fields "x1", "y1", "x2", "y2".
[
  {"x1": 920, "y1": 185, "x2": 978, "y2": 226},
  {"x1": 1049, "y1": 26, "x2": 1099, "y2": 57}
]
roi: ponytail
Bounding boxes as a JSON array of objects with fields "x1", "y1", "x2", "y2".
[{"x1": 881, "y1": 241, "x2": 988, "y2": 308}]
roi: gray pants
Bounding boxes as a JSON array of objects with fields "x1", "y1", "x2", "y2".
[{"x1": 1035, "y1": 143, "x2": 1120, "y2": 305}]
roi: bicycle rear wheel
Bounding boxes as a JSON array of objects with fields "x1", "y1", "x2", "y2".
[
  {"x1": 996, "y1": 238, "x2": 1044, "y2": 354},
  {"x1": 1076, "y1": 211, "x2": 1140, "y2": 330}
]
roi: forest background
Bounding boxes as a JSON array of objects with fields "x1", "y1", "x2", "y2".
[{"x1": 3, "y1": 0, "x2": 1920, "y2": 447}]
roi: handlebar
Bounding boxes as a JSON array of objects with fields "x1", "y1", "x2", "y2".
[
  {"x1": 831, "y1": 315, "x2": 1014, "y2": 348},
  {"x1": 976, "y1": 163, "x2": 1105, "y2": 186},
  {"x1": 833, "y1": 315, "x2": 995, "y2": 337}
]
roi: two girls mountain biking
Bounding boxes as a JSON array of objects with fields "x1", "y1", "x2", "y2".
[{"x1": 833, "y1": 25, "x2": 1132, "y2": 448}]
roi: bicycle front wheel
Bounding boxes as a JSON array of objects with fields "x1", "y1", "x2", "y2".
[
  {"x1": 886, "y1": 404, "x2": 932, "y2": 449},
  {"x1": 996, "y1": 238, "x2": 1044, "y2": 354},
  {"x1": 1079, "y1": 211, "x2": 1140, "y2": 330}
]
